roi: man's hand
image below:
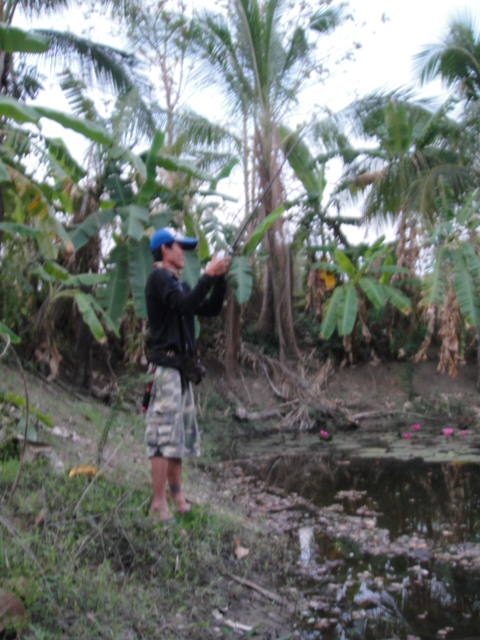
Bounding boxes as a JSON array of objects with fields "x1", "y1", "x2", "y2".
[{"x1": 205, "y1": 252, "x2": 232, "y2": 277}]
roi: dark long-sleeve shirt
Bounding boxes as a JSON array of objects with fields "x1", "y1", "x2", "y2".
[{"x1": 145, "y1": 266, "x2": 227, "y2": 361}]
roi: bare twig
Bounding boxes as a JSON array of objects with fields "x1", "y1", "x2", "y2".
[
  {"x1": 239, "y1": 368, "x2": 253, "y2": 405},
  {"x1": 259, "y1": 357, "x2": 287, "y2": 400},
  {"x1": 228, "y1": 573, "x2": 286, "y2": 605}
]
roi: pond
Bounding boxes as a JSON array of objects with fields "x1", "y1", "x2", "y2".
[{"x1": 229, "y1": 448, "x2": 480, "y2": 639}]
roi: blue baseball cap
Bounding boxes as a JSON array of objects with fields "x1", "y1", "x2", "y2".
[{"x1": 150, "y1": 227, "x2": 198, "y2": 252}]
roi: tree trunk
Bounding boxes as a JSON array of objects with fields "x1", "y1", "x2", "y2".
[
  {"x1": 254, "y1": 124, "x2": 302, "y2": 366},
  {"x1": 264, "y1": 222, "x2": 302, "y2": 365},
  {"x1": 256, "y1": 257, "x2": 275, "y2": 336}
]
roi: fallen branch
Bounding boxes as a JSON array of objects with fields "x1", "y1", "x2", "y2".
[
  {"x1": 235, "y1": 407, "x2": 283, "y2": 422},
  {"x1": 350, "y1": 409, "x2": 446, "y2": 422},
  {"x1": 228, "y1": 573, "x2": 285, "y2": 605}
]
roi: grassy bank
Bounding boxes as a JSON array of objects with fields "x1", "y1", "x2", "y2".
[{"x1": 0, "y1": 361, "x2": 298, "y2": 639}]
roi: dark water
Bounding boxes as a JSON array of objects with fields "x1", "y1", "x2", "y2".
[{"x1": 246, "y1": 454, "x2": 480, "y2": 639}]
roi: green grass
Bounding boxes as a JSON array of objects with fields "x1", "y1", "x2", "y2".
[{"x1": 0, "y1": 456, "x2": 291, "y2": 638}]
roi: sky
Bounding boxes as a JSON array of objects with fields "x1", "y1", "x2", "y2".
[
  {"x1": 22, "y1": 0, "x2": 480, "y2": 135},
  {"x1": 329, "y1": 0, "x2": 479, "y2": 105},
  {"x1": 22, "y1": 0, "x2": 480, "y2": 124},
  {"x1": 17, "y1": 0, "x2": 480, "y2": 240}
]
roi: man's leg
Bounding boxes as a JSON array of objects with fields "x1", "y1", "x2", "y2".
[
  {"x1": 167, "y1": 457, "x2": 191, "y2": 513},
  {"x1": 150, "y1": 455, "x2": 170, "y2": 519}
]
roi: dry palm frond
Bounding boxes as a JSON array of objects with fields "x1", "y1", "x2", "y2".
[
  {"x1": 437, "y1": 288, "x2": 464, "y2": 377},
  {"x1": 341, "y1": 335, "x2": 354, "y2": 366}
]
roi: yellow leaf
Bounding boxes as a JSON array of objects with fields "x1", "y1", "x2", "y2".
[
  {"x1": 319, "y1": 269, "x2": 335, "y2": 289},
  {"x1": 68, "y1": 465, "x2": 99, "y2": 479}
]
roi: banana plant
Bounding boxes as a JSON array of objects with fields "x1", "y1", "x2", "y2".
[
  {"x1": 69, "y1": 128, "x2": 240, "y2": 321},
  {"x1": 319, "y1": 238, "x2": 413, "y2": 341},
  {"x1": 422, "y1": 189, "x2": 480, "y2": 328},
  {"x1": 32, "y1": 262, "x2": 118, "y2": 341}
]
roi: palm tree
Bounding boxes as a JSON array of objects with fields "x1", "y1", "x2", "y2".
[
  {"x1": 415, "y1": 13, "x2": 480, "y2": 104},
  {"x1": 189, "y1": 0, "x2": 344, "y2": 368},
  {"x1": 325, "y1": 92, "x2": 471, "y2": 275},
  {"x1": 414, "y1": 14, "x2": 480, "y2": 379},
  {"x1": 0, "y1": 1, "x2": 146, "y2": 253},
  {"x1": 1, "y1": 1, "x2": 140, "y2": 99}
]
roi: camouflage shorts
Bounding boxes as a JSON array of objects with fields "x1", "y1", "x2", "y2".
[{"x1": 145, "y1": 365, "x2": 200, "y2": 459}]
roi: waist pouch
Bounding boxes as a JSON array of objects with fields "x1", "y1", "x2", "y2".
[{"x1": 148, "y1": 349, "x2": 206, "y2": 385}]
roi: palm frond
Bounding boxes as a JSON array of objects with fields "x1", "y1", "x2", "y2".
[
  {"x1": 415, "y1": 13, "x2": 480, "y2": 103},
  {"x1": 32, "y1": 29, "x2": 142, "y2": 94},
  {"x1": 310, "y1": 5, "x2": 344, "y2": 34},
  {"x1": 10, "y1": 0, "x2": 69, "y2": 21}
]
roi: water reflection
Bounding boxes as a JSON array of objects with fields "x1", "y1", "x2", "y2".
[
  {"x1": 299, "y1": 526, "x2": 315, "y2": 569},
  {"x1": 262, "y1": 455, "x2": 480, "y2": 545},
  {"x1": 263, "y1": 454, "x2": 480, "y2": 638}
]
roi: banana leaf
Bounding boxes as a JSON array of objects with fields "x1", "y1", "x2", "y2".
[
  {"x1": 74, "y1": 291, "x2": 105, "y2": 341},
  {"x1": 243, "y1": 204, "x2": 285, "y2": 256},
  {"x1": 383, "y1": 284, "x2": 412, "y2": 314},
  {"x1": 422, "y1": 247, "x2": 448, "y2": 306},
  {"x1": 338, "y1": 282, "x2": 358, "y2": 336},
  {"x1": 119, "y1": 204, "x2": 149, "y2": 241},
  {"x1": 452, "y1": 250, "x2": 480, "y2": 327},
  {"x1": 129, "y1": 239, "x2": 151, "y2": 318},
  {"x1": 98, "y1": 245, "x2": 129, "y2": 322},
  {"x1": 320, "y1": 286, "x2": 345, "y2": 340},
  {"x1": 229, "y1": 255, "x2": 253, "y2": 304},
  {"x1": 334, "y1": 248, "x2": 356, "y2": 278},
  {"x1": 359, "y1": 276, "x2": 386, "y2": 308},
  {"x1": 0, "y1": 156, "x2": 10, "y2": 182},
  {"x1": 137, "y1": 130, "x2": 165, "y2": 205},
  {"x1": 70, "y1": 209, "x2": 116, "y2": 251}
]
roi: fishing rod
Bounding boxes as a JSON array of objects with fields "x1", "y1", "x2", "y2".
[{"x1": 228, "y1": 123, "x2": 311, "y2": 255}]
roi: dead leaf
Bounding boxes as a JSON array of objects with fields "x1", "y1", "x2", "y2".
[
  {"x1": 34, "y1": 508, "x2": 46, "y2": 528},
  {"x1": 68, "y1": 465, "x2": 99, "y2": 479},
  {"x1": 234, "y1": 536, "x2": 249, "y2": 560},
  {"x1": 0, "y1": 590, "x2": 26, "y2": 632}
]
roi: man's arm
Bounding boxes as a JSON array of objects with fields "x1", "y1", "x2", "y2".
[
  {"x1": 157, "y1": 253, "x2": 230, "y2": 315},
  {"x1": 196, "y1": 276, "x2": 227, "y2": 317}
]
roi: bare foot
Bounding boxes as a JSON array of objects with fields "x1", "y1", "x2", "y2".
[
  {"x1": 150, "y1": 504, "x2": 172, "y2": 521},
  {"x1": 172, "y1": 498, "x2": 191, "y2": 514}
]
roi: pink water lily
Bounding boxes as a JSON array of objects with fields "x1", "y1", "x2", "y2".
[
  {"x1": 402, "y1": 432, "x2": 411, "y2": 439},
  {"x1": 410, "y1": 423, "x2": 421, "y2": 432},
  {"x1": 442, "y1": 428, "x2": 454, "y2": 437},
  {"x1": 320, "y1": 430, "x2": 330, "y2": 440}
]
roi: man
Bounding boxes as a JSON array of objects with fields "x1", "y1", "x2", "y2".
[{"x1": 144, "y1": 226, "x2": 230, "y2": 520}]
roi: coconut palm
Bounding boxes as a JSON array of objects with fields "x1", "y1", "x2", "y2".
[
  {"x1": 1, "y1": 1, "x2": 140, "y2": 99},
  {"x1": 324, "y1": 92, "x2": 472, "y2": 274},
  {"x1": 414, "y1": 15, "x2": 480, "y2": 378},
  {"x1": 189, "y1": 0, "x2": 344, "y2": 367},
  {"x1": 415, "y1": 13, "x2": 480, "y2": 104}
]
